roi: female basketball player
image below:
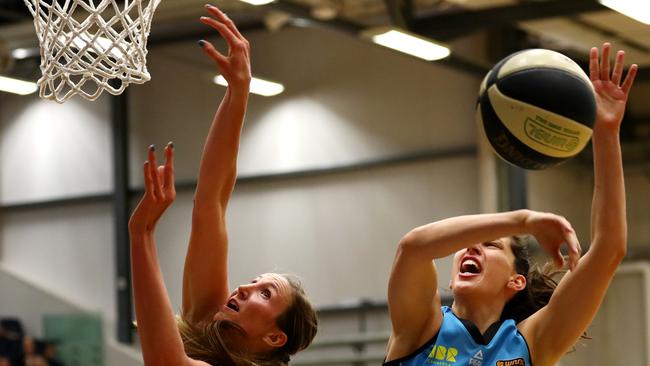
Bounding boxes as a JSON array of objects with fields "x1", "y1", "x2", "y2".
[
  {"x1": 128, "y1": 5, "x2": 317, "y2": 365},
  {"x1": 384, "y1": 43, "x2": 637, "y2": 366}
]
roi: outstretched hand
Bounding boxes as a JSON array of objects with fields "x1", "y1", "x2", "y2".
[
  {"x1": 129, "y1": 143, "x2": 176, "y2": 234},
  {"x1": 198, "y1": 4, "x2": 251, "y2": 89},
  {"x1": 524, "y1": 211, "x2": 581, "y2": 271},
  {"x1": 589, "y1": 42, "x2": 637, "y2": 130}
]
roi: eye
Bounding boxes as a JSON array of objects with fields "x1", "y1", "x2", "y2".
[
  {"x1": 262, "y1": 289, "x2": 272, "y2": 299},
  {"x1": 484, "y1": 241, "x2": 500, "y2": 248}
]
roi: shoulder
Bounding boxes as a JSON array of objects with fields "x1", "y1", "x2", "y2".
[{"x1": 385, "y1": 306, "x2": 448, "y2": 364}]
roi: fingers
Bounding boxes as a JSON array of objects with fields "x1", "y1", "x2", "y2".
[
  {"x1": 205, "y1": 4, "x2": 246, "y2": 42},
  {"x1": 611, "y1": 50, "x2": 625, "y2": 86},
  {"x1": 564, "y1": 229, "x2": 581, "y2": 271},
  {"x1": 553, "y1": 249, "x2": 565, "y2": 269},
  {"x1": 148, "y1": 145, "x2": 163, "y2": 201},
  {"x1": 143, "y1": 160, "x2": 155, "y2": 198},
  {"x1": 198, "y1": 39, "x2": 227, "y2": 67},
  {"x1": 589, "y1": 47, "x2": 599, "y2": 81},
  {"x1": 200, "y1": 15, "x2": 238, "y2": 47},
  {"x1": 164, "y1": 142, "x2": 176, "y2": 196},
  {"x1": 621, "y1": 63, "x2": 638, "y2": 95},
  {"x1": 199, "y1": 5, "x2": 250, "y2": 64},
  {"x1": 599, "y1": 42, "x2": 611, "y2": 81}
]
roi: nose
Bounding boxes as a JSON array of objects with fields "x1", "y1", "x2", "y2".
[
  {"x1": 237, "y1": 284, "x2": 253, "y2": 299},
  {"x1": 466, "y1": 244, "x2": 481, "y2": 255}
]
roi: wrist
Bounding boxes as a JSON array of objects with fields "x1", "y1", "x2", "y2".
[
  {"x1": 592, "y1": 122, "x2": 621, "y2": 138},
  {"x1": 513, "y1": 209, "x2": 532, "y2": 232},
  {"x1": 128, "y1": 223, "x2": 156, "y2": 237}
]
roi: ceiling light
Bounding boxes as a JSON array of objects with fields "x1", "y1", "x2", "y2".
[
  {"x1": 361, "y1": 27, "x2": 451, "y2": 61},
  {"x1": 0, "y1": 75, "x2": 38, "y2": 95},
  {"x1": 599, "y1": 0, "x2": 650, "y2": 24},
  {"x1": 213, "y1": 75, "x2": 284, "y2": 97},
  {"x1": 238, "y1": 0, "x2": 275, "y2": 5},
  {"x1": 11, "y1": 48, "x2": 39, "y2": 60}
]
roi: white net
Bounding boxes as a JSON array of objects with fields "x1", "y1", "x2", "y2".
[{"x1": 23, "y1": 0, "x2": 161, "y2": 103}]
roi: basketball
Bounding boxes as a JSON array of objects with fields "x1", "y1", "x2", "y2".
[{"x1": 476, "y1": 49, "x2": 596, "y2": 170}]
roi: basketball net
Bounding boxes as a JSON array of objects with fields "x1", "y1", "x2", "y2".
[{"x1": 23, "y1": 0, "x2": 161, "y2": 103}]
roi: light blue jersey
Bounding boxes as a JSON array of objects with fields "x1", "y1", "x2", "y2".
[{"x1": 384, "y1": 306, "x2": 532, "y2": 366}]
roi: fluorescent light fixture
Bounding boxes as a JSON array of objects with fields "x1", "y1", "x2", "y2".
[
  {"x1": 361, "y1": 27, "x2": 450, "y2": 61},
  {"x1": 11, "y1": 48, "x2": 39, "y2": 59},
  {"x1": 214, "y1": 75, "x2": 285, "y2": 97},
  {"x1": 238, "y1": 0, "x2": 275, "y2": 5},
  {"x1": 0, "y1": 75, "x2": 38, "y2": 95},
  {"x1": 599, "y1": 0, "x2": 650, "y2": 24}
]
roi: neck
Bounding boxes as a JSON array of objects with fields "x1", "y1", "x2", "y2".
[{"x1": 451, "y1": 297, "x2": 505, "y2": 334}]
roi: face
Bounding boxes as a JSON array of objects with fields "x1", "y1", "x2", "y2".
[
  {"x1": 214, "y1": 273, "x2": 293, "y2": 346},
  {"x1": 450, "y1": 238, "x2": 523, "y2": 299}
]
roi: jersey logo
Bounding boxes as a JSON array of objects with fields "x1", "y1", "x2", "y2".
[
  {"x1": 496, "y1": 359, "x2": 525, "y2": 366},
  {"x1": 469, "y1": 350, "x2": 483, "y2": 366},
  {"x1": 427, "y1": 344, "x2": 458, "y2": 364}
]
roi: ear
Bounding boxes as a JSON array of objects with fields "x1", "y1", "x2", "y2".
[
  {"x1": 508, "y1": 273, "x2": 526, "y2": 292},
  {"x1": 263, "y1": 330, "x2": 288, "y2": 348}
]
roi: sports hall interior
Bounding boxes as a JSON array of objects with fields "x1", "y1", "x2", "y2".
[{"x1": 0, "y1": 0, "x2": 649, "y2": 365}]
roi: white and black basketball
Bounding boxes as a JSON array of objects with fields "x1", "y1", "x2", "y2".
[{"x1": 476, "y1": 49, "x2": 596, "y2": 170}]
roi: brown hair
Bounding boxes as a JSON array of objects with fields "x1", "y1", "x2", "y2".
[
  {"x1": 178, "y1": 274, "x2": 318, "y2": 365},
  {"x1": 501, "y1": 235, "x2": 564, "y2": 323}
]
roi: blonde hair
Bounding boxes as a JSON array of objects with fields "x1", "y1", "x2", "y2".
[{"x1": 178, "y1": 274, "x2": 318, "y2": 365}]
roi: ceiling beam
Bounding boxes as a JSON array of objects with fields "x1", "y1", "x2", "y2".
[{"x1": 411, "y1": 0, "x2": 607, "y2": 40}]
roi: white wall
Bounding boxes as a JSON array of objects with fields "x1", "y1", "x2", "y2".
[
  {"x1": 129, "y1": 26, "x2": 480, "y2": 184},
  {"x1": 560, "y1": 262, "x2": 650, "y2": 366},
  {"x1": 0, "y1": 94, "x2": 112, "y2": 205},
  {"x1": 1, "y1": 203, "x2": 116, "y2": 322},
  {"x1": 0, "y1": 92, "x2": 116, "y2": 322},
  {"x1": 529, "y1": 160, "x2": 650, "y2": 251}
]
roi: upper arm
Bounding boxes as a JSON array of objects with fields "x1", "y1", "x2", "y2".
[
  {"x1": 520, "y1": 245, "x2": 624, "y2": 365},
  {"x1": 181, "y1": 202, "x2": 231, "y2": 325},
  {"x1": 386, "y1": 234, "x2": 443, "y2": 360}
]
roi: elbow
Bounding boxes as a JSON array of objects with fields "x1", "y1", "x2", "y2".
[
  {"x1": 592, "y1": 233, "x2": 627, "y2": 267},
  {"x1": 398, "y1": 228, "x2": 422, "y2": 252},
  {"x1": 613, "y1": 240, "x2": 627, "y2": 264},
  {"x1": 398, "y1": 226, "x2": 433, "y2": 256}
]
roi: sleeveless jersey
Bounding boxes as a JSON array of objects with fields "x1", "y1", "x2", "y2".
[{"x1": 384, "y1": 306, "x2": 532, "y2": 366}]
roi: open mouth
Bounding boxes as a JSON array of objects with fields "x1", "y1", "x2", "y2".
[
  {"x1": 460, "y1": 258, "x2": 481, "y2": 275},
  {"x1": 226, "y1": 299, "x2": 240, "y2": 312}
]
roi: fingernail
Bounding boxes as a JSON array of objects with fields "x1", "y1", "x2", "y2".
[
  {"x1": 149, "y1": 144, "x2": 155, "y2": 151},
  {"x1": 205, "y1": 3, "x2": 214, "y2": 8},
  {"x1": 168, "y1": 141, "x2": 174, "y2": 149},
  {"x1": 197, "y1": 40, "x2": 206, "y2": 48}
]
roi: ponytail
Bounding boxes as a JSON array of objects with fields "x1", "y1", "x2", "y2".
[{"x1": 502, "y1": 236, "x2": 564, "y2": 323}]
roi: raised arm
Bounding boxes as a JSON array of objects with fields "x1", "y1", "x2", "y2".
[
  {"x1": 386, "y1": 210, "x2": 577, "y2": 360},
  {"x1": 520, "y1": 43, "x2": 637, "y2": 365},
  {"x1": 129, "y1": 144, "x2": 208, "y2": 366},
  {"x1": 182, "y1": 5, "x2": 252, "y2": 325}
]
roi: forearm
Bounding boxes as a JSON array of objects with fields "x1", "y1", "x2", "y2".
[
  {"x1": 195, "y1": 86, "x2": 249, "y2": 207},
  {"x1": 131, "y1": 231, "x2": 188, "y2": 365},
  {"x1": 590, "y1": 125, "x2": 627, "y2": 258},
  {"x1": 181, "y1": 87, "x2": 248, "y2": 324},
  {"x1": 401, "y1": 210, "x2": 530, "y2": 258}
]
